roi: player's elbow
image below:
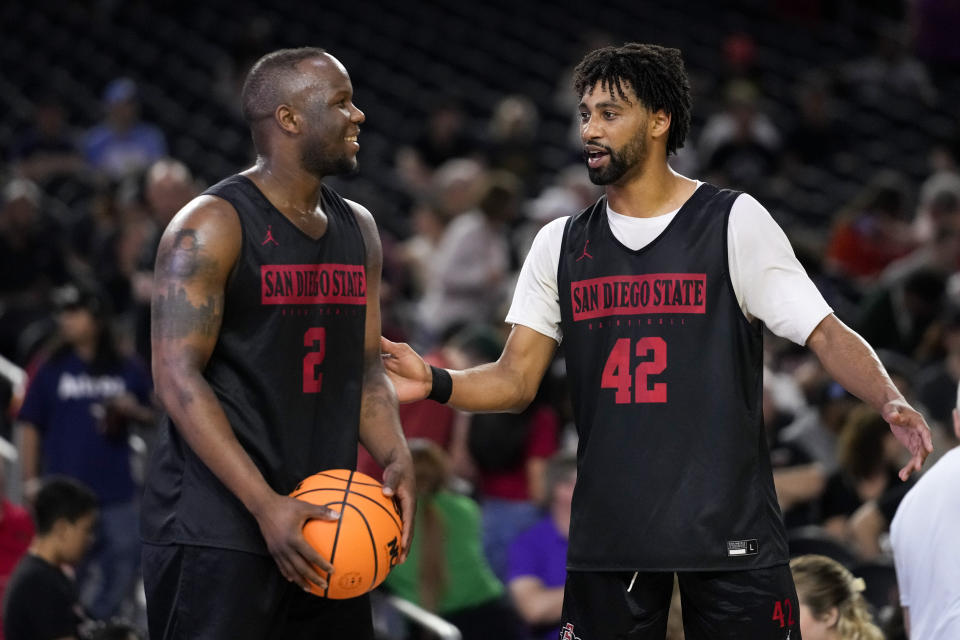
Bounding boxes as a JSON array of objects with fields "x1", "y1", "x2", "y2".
[{"x1": 505, "y1": 384, "x2": 537, "y2": 413}]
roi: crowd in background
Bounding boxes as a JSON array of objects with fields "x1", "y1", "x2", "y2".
[{"x1": 2, "y1": 1, "x2": 960, "y2": 639}]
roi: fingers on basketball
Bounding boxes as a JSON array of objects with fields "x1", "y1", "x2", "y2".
[{"x1": 290, "y1": 469, "x2": 403, "y2": 599}]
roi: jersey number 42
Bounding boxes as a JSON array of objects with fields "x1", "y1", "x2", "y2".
[{"x1": 600, "y1": 337, "x2": 667, "y2": 404}]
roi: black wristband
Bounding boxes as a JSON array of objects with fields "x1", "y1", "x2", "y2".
[{"x1": 427, "y1": 365, "x2": 453, "y2": 404}]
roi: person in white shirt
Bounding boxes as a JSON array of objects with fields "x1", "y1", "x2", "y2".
[
  {"x1": 890, "y1": 383, "x2": 960, "y2": 639},
  {"x1": 382, "y1": 42, "x2": 932, "y2": 640}
]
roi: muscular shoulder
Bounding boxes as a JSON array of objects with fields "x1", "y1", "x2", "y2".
[
  {"x1": 345, "y1": 198, "x2": 382, "y2": 266},
  {"x1": 154, "y1": 195, "x2": 241, "y2": 282}
]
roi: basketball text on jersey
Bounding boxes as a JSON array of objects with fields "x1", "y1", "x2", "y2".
[
  {"x1": 560, "y1": 623, "x2": 582, "y2": 640},
  {"x1": 570, "y1": 273, "x2": 706, "y2": 321},
  {"x1": 261, "y1": 264, "x2": 366, "y2": 305}
]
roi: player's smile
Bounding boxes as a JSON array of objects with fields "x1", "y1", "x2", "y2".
[
  {"x1": 345, "y1": 132, "x2": 359, "y2": 152},
  {"x1": 584, "y1": 143, "x2": 610, "y2": 169}
]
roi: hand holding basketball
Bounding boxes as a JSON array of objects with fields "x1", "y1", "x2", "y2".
[
  {"x1": 291, "y1": 470, "x2": 404, "y2": 598},
  {"x1": 380, "y1": 336, "x2": 431, "y2": 403},
  {"x1": 253, "y1": 493, "x2": 341, "y2": 592},
  {"x1": 380, "y1": 451, "x2": 416, "y2": 564}
]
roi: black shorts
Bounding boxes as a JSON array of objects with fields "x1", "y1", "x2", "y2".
[
  {"x1": 560, "y1": 565, "x2": 801, "y2": 640},
  {"x1": 142, "y1": 542, "x2": 373, "y2": 640}
]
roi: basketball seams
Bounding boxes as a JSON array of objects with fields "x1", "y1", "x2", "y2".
[
  {"x1": 323, "y1": 470, "x2": 355, "y2": 597},
  {"x1": 292, "y1": 469, "x2": 402, "y2": 599},
  {"x1": 293, "y1": 487, "x2": 401, "y2": 532},
  {"x1": 314, "y1": 471, "x2": 382, "y2": 487},
  {"x1": 343, "y1": 501, "x2": 380, "y2": 589},
  {"x1": 340, "y1": 490, "x2": 403, "y2": 532}
]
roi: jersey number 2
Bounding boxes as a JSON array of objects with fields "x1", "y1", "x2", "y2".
[
  {"x1": 600, "y1": 337, "x2": 667, "y2": 404},
  {"x1": 303, "y1": 327, "x2": 326, "y2": 393}
]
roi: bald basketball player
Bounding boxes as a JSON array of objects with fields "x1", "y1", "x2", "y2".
[{"x1": 140, "y1": 48, "x2": 414, "y2": 639}]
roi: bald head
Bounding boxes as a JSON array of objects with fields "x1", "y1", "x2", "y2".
[{"x1": 241, "y1": 47, "x2": 330, "y2": 124}]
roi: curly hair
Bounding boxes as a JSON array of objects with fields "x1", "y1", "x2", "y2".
[{"x1": 572, "y1": 43, "x2": 691, "y2": 155}]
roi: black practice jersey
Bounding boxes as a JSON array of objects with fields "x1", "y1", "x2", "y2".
[
  {"x1": 141, "y1": 175, "x2": 368, "y2": 554},
  {"x1": 558, "y1": 183, "x2": 788, "y2": 571}
]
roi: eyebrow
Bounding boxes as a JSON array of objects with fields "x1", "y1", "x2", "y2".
[{"x1": 579, "y1": 100, "x2": 625, "y2": 110}]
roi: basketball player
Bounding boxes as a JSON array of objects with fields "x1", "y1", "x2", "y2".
[
  {"x1": 140, "y1": 48, "x2": 415, "y2": 639},
  {"x1": 381, "y1": 43, "x2": 932, "y2": 639}
]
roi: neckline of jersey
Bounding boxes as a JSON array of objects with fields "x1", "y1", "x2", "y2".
[
  {"x1": 236, "y1": 174, "x2": 333, "y2": 243},
  {"x1": 600, "y1": 182, "x2": 708, "y2": 257}
]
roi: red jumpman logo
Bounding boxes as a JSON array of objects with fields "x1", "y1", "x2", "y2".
[
  {"x1": 576, "y1": 239, "x2": 593, "y2": 261},
  {"x1": 262, "y1": 225, "x2": 279, "y2": 246}
]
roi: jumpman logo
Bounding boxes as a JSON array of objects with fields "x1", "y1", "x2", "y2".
[
  {"x1": 576, "y1": 239, "x2": 593, "y2": 261},
  {"x1": 262, "y1": 225, "x2": 279, "y2": 246}
]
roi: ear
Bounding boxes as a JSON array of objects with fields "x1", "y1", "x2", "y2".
[
  {"x1": 649, "y1": 109, "x2": 672, "y2": 140},
  {"x1": 952, "y1": 407, "x2": 959, "y2": 441},
  {"x1": 49, "y1": 517, "x2": 70, "y2": 540},
  {"x1": 274, "y1": 104, "x2": 301, "y2": 135},
  {"x1": 824, "y1": 606, "x2": 840, "y2": 628}
]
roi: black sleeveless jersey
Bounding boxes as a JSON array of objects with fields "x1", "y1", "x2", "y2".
[
  {"x1": 141, "y1": 175, "x2": 368, "y2": 555},
  {"x1": 558, "y1": 184, "x2": 788, "y2": 571}
]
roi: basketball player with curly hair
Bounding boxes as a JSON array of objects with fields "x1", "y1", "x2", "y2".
[{"x1": 382, "y1": 43, "x2": 932, "y2": 639}]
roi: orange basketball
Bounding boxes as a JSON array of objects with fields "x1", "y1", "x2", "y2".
[{"x1": 290, "y1": 469, "x2": 403, "y2": 599}]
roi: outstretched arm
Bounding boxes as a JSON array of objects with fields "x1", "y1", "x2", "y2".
[
  {"x1": 806, "y1": 314, "x2": 933, "y2": 480},
  {"x1": 350, "y1": 201, "x2": 415, "y2": 563},
  {"x1": 151, "y1": 196, "x2": 338, "y2": 592},
  {"x1": 381, "y1": 324, "x2": 558, "y2": 413}
]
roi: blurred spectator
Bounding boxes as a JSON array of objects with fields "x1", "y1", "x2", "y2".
[
  {"x1": 790, "y1": 554, "x2": 884, "y2": 640},
  {"x1": 699, "y1": 80, "x2": 781, "y2": 189},
  {"x1": 384, "y1": 440, "x2": 521, "y2": 640},
  {"x1": 417, "y1": 171, "x2": 516, "y2": 345},
  {"x1": 130, "y1": 159, "x2": 199, "y2": 363},
  {"x1": 9, "y1": 96, "x2": 86, "y2": 186},
  {"x1": 506, "y1": 450, "x2": 575, "y2": 640},
  {"x1": 0, "y1": 459, "x2": 33, "y2": 640},
  {"x1": 0, "y1": 180, "x2": 70, "y2": 363},
  {"x1": 516, "y1": 165, "x2": 600, "y2": 258},
  {"x1": 818, "y1": 406, "x2": 909, "y2": 542},
  {"x1": 395, "y1": 101, "x2": 479, "y2": 195},
  {"x1": 2, "y1": 476, "x2": 98, "y2": 640},
  {"x1": 856, "y1": 267, "x2": 945, "y2": 358},
  {"x1": 781, "y1": 379, "x2": 857, "y2": 475},
  {"x1": 471, "y1": 393, "x2": 560, "y2": 582},
  {"x1": 395, "y1": 199, "x2": 449, "y2": 301},
  {"x1": 783, "y1": 75, "x2": 848, "y2": 168},
  {"x1": 766, "y1": 378, "x2": 827, "y2": 529},
  {"x1": 915, "y1": 305, "x2": 960, "y2": 427},
  {"x1": 83, "y1": 78, "x2": 167, "y2": 179},
  {"x1": 484, "y1": 95, "x2": 541, "y2": 192},
  {"x1": 907, "y1": 171, "x2": 960, "y2": 248},
  {"x1": 16, "y1": 286, "x2": 152, "y2": 620},
  {"x1": 841, "y1": 25, "x2": 937, "y2": 106},
  {"x1": 847, "y1": 481, "x2": 912, "y2": 562},
  {"x1": 825, "y1": 172, "x2": 916, "y2": 282}
]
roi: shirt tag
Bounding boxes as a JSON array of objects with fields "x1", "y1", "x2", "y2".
[{"x1": 727, "y1": 539, "x2": 759, "y2": 557}]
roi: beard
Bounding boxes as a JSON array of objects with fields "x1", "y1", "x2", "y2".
[
  {"x1": 585, "y1": 127, "x2": 648, "y2": 186},
  {"x1": 300, "y1": 131, "x2": 358, "y2": 178}
]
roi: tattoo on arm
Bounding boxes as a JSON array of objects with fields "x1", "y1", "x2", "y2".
[
  {"x1": 152, "y1": 229, "x2": 224, "y2": 339},
  {"x1": 152, "y1": 285, "x2": 223, "y2": 339},
  {"x1": 157, "y1": 230, "x2": 218, "y2": 279}
]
